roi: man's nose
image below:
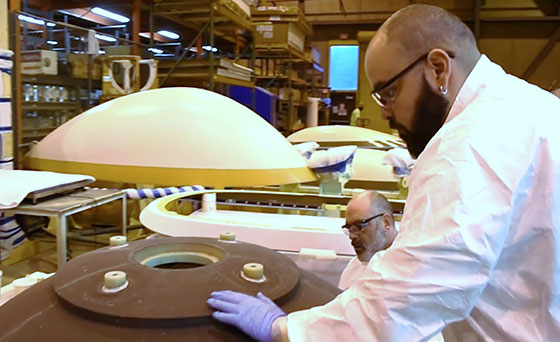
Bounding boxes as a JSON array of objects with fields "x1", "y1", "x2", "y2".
[
  {"x1": 349, "y1": 230, "x2": 360, "y2": 239},
  {"x1": 380, "y1": 106, "x2": 393, "y2": 121}
]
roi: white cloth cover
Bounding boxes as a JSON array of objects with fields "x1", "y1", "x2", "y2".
[
  {"x1": 308, "y1": 145, "x2": 357, "y2": 179},
  {"x1": 293, "y1": 142, "x2": 319, "y2": 160},
  {"x1": 382, "y1": 147, "x2": 415, "y2": 169},
  {"x1": 0, "y1": 170, "x2": 94, "y2": 209},
  {"x1": 286, "y1": 55, "x2": 560, "y2": 341}
]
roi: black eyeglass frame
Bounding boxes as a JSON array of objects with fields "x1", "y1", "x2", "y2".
[
  {"x1": 371, "y1": 50, "x2": 455, "y2": 107},
  {"x1": 342, "y1": 212, "x2": 385, "y2": 236}
]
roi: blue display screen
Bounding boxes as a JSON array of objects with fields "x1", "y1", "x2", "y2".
[{"x1": 329, "y1": 45, "x2": 359, "y2": 91}]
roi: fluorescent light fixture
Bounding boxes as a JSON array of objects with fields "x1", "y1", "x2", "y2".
[
  {"x1": 99, "y1": 50, "x2": 106, "y2": 54},
  {"x1": 148, "y1": 47, "x2": 164, "y2": 54},
  {"x1": 46, "y1": 40, "x2": 58, "y2": 45},
  {"x1": 202, "y1": 45, "x2": 218, "y2": 53},
  {"x1": 47, "y1": 22, "x2": 56, "y2": 27},
  {"x1": 95, "y1": 34, "x2": 117, "y2": 42},
  {"x1": 157, "y1": 30, "x2": 180, "y2": 40},
  {"x1": 91, "y1": 7, "x2": 130, "y2": 23},
  {"x1": 18, "y1": 14, "x2": 46, "y2": 26},
  {"x1": 154, "y1": 53, "x2": 175, "y2": 57}
]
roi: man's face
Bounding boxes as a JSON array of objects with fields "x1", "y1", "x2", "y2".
[
  {"x1": 365, "y1": 36, "x2": 449, "y2": 158},
  {"x1": 389, "y1": 76, "x2": 449, "y2": 158},
  {"x1": 345, "y1": 197, "x2": 395, "y2": 262}
]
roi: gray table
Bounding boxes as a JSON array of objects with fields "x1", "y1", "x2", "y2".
[{"x1": 1, "y1": 188, "x2": 126, "y2": 267}]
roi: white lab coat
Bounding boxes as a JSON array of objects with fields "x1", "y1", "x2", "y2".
[
  {"x1": 338, "y1": 257, "x2": 445, "y2": 342},
  {"x1": 338, "y1": 257, "x2": 368, "y2": 290},
  {"x1": 287, "y1": 55, "x2": 560, "y2": 341}
]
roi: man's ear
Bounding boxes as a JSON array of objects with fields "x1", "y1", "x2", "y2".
[
  {"x1": 424, "y1": 48, "x2": 452, "y2": 93},
  {"x1": 382, "y1": 213, "x2": 392, "y2": 230}
]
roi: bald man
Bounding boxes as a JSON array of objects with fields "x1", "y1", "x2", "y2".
[
  {"x1": 338, "y1": 191, "x2": 396, "y2": 290},
  {"x1": 208, "y1": 5, "x2": 560, "y2": 341}
]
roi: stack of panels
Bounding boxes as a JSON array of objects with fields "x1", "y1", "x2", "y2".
[{"x1": 159, "y1": 57, "x2": 253, "y2": 82}]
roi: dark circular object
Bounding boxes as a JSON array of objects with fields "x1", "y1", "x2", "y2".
[{"x1": 0, "y1": 237, "x2": 341, "y2": 341}]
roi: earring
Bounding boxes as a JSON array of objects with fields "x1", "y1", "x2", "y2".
[{"x1": 440, "y1": 85, "x2": 448, "y2": 95}]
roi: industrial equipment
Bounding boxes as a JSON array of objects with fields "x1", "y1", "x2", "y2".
[{"x1": 0, "y1": 236, "x2": 340, "y2": 341}]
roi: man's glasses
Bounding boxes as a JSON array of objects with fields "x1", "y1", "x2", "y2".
[
  {"x1": 371, "y1": 50, "x2": 455, "y2": 108},
  {"x1": 342, "y1": 213, "x2": 385, "y2": 236}
]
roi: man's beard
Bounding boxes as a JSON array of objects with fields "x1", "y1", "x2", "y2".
[{"x1": 390, "y1": 77, "x2": 449, "y2": 159}]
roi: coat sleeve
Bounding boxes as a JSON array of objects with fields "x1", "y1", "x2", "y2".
[{"x1": 287, "y1": 133, "x2": 519, "y2": 342}]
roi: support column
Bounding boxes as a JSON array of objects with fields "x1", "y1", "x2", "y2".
[
  {"x1": 473, "y1": 0, "x2": 481, "y2": 44},
  {"x1": 132, "y1": 0, "x2": 141, "y2": 56},
  {"x1": 8, "y1": 0, "x2": 21, "y2": 169}
]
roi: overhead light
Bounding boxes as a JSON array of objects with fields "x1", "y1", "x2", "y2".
[
  {"x1": 46, "y1": 40, "x2": 58, "y2": 45},
  {"x1": 157, "y1": 30, "x2": 180, "y2": 40},
  {"x1": 91, "y1": 7, "x2": 130, "y2": 23},
  {"x1": 148, "y1": 47, "x2": 164, "y2": 54},
  {"x1": 202, "y1": 45, "x2": 218, "y2": 53},
  {"x1": 99, "y1": 50, "x2": 106, "y2": 54},
  {"x1": 18, "y1": 14, "x2": 53, "y2": 27},
  {"x1": 95, "y1": 34, "x2": 117, "y2": 42},
  {"x1": 154, "y1": 53, "x2": 175, "y2": 57}
]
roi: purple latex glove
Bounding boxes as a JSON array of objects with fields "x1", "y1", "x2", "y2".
[{"x1": 207, "y1": 290, "x2": 286, "y2": 342}]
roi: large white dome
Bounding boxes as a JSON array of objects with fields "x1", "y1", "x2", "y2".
[{"x1": 24, "y1": 87, "x2": 315, "y2": 187}]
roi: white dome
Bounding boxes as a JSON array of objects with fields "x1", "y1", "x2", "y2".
[{"x1": 25, "y1": 87, "x2": 315, "y2": 187}]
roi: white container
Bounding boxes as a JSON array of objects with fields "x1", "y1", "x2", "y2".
[{"x1": 0, "y1": 100, "x2": 10, "y2": 128}]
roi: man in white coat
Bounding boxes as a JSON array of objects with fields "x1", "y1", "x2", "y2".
[
  {"x1": 208, "y1": 4, "x2": 560, "y2": 341},
  {"x1": 338, "y1": 190, "x2": 396, "y2": 290}
]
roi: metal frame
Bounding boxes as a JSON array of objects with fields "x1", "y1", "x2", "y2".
[{"x1": 1, "y1": 188, "x2": 127, "y2": 268}]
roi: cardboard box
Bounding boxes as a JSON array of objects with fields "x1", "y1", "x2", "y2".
[
  {"x1": 66, "y1": 53, "x2": 101, "y2": 79},
  {"x1": 254, "y1": 21, "x2": 306, "y2": 52},
  {"x1": 0, "y1": 58, "x2": 12, "y2": 98},
  {"x1": 252, "y1": 5, "x2": 312, "y2": 53},
  {"x1": 21, "y1": 50, "x2": 58, "y2": 75},
  {"x1": 0, "y1": 130, "x2": 13, "y2": 161}
]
